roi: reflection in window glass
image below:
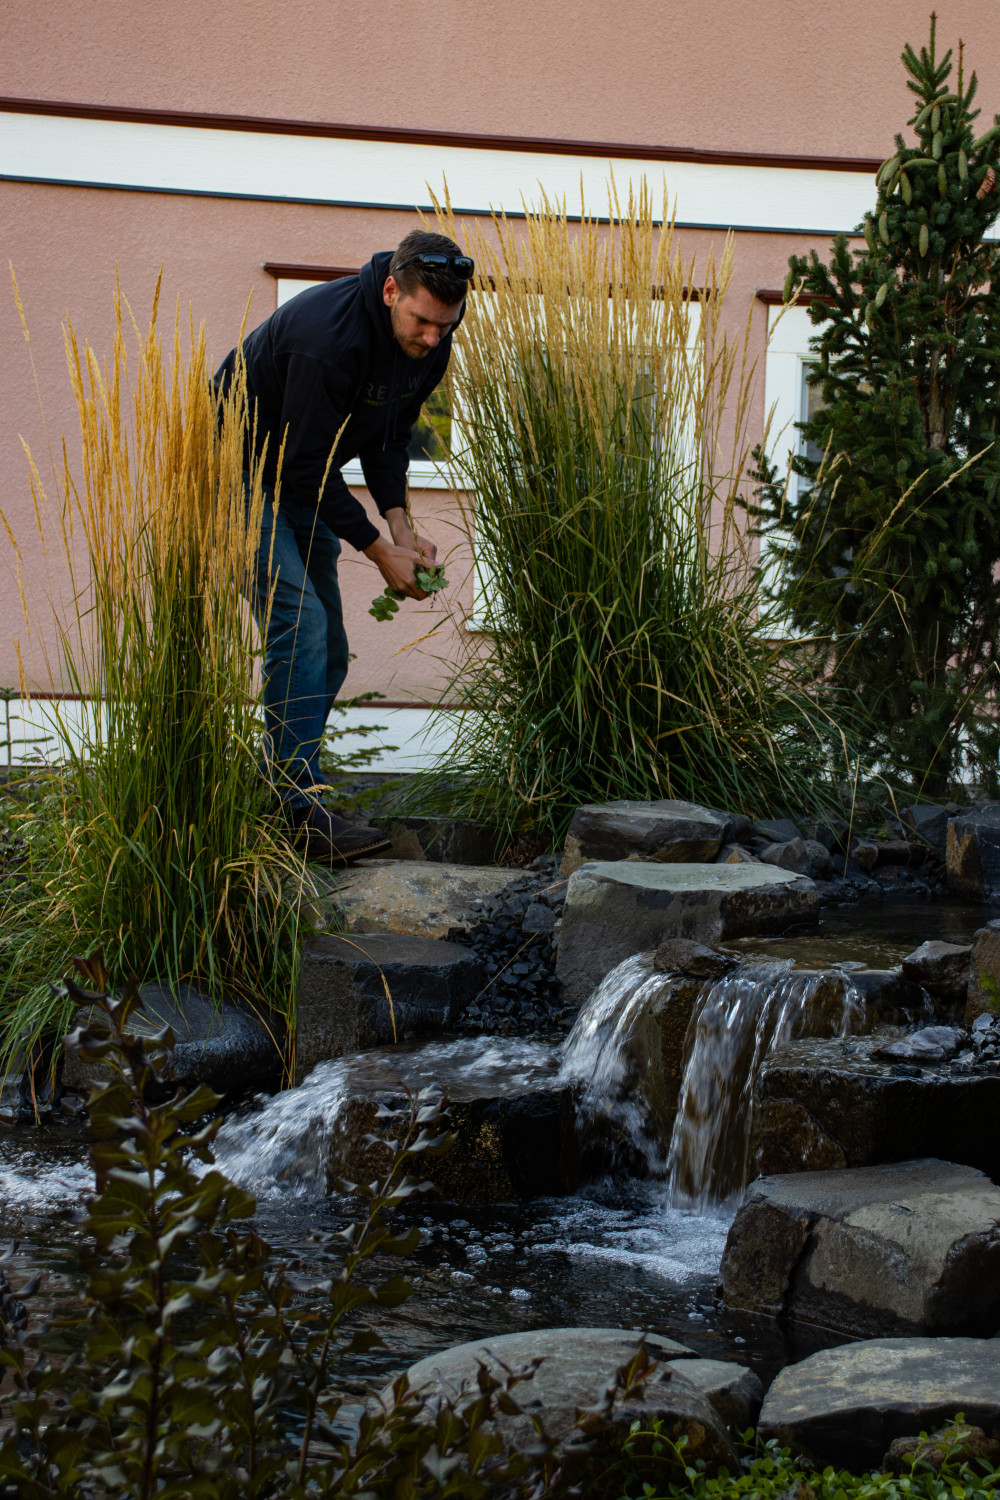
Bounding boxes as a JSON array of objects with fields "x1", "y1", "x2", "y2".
[{"x1": 408, "y1": 385, "x2": 451, "y2": 463}]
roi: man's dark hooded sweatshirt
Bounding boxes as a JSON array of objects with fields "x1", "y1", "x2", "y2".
[{"x1": 215, "y1": 250, "x2": 459, "y2": 551}]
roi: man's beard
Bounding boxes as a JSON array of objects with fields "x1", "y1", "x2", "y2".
[{"x1": 390, "y1": 304, "x2": 430, "y2": 359}]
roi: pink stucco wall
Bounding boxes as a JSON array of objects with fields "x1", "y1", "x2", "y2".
[
  {"x1": 4, "y1": 0, "x2": 1000, "y2": 697},
  {"x1": 2, "y1": 0, "x2": 997, "y2": 158}
]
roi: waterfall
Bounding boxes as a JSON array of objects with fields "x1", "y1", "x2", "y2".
[
  {"x1": 557, "y1": 952, "x2": 869, "y2": 1211},
  {"x1": 212, "y1": 1058, "x2": 351, "y2": 1196},
  {"x1": 664, "y1": 963, "x2": 865, "y2": 1210},
  {"x1": 556, "y1": 954, "x2": 675, "y2": 1175}
]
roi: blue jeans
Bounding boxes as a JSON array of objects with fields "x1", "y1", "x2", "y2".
[{"x1": 245, "y1": 478, "x2": 349, "y2": 811}]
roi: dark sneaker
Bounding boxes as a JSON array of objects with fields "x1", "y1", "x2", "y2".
[{"x1": 282, "y1": 803, "x2": 392, "y2": 867}]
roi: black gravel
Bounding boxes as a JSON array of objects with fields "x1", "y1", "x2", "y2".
[{"x1": 446, "y1": 857, "x2": 576, "y2": 1038}]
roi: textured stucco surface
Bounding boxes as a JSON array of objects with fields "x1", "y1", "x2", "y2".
[{"x1": 3, "y1": 0, "x2": 998, "y2": 159}]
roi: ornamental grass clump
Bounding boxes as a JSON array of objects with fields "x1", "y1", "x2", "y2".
[
  {"x1": 419, "y1": 183, "x2": 849, "y2": 843},
  {"x1": 0, "y1": 274, "x2": 310, "y2": 1070}
]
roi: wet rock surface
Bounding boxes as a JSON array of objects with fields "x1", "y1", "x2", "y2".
[
  {"x1": 948, "y1": 802, "x2": 1000, "y2": 902},
  {"x1": 720, "y1": 1158, "x2": 1000, "y2": 1337},
  {"x1": 63, "y1": 984, "x2": 279, "y2": 1095},
  {"x1": 332, "y1": 1064, "x2": 577, "y2": 1203},
  {"x1": 757, "y1": 1337, "x2": 1000, "y2": 1471},
  {"x1": 900, "y1": 939, "x2": 971, "y2": 1002},
  {"x1": 295, "y1": 935, "x2": 483, "y2": 1084},
  {"x1": 556, "y1": 862, "x2": 819, "y2": 1007},
  {"x1": 750, "y1": 1025, "x2": 1000, "y2": 1180},
  {"x1": 968, "y1": 918, "x2": 1000, "y2": 1025},
  {"x1": 560, "y1": 799, "x2": 733, "y2": 875},
  {"x1": 397, "y1": 1327, "x2": 740, "y2": 1471}
]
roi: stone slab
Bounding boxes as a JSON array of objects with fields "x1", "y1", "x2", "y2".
[
  {"x1": 758, "y1": 1337, "x2": 1000, "y2": 1471},
  {"x1": 901, "y1": 940, "x2": 971, "y2": 1000},
  {"x1": 560, "y1": 799, "x2": 731, "y2": 875},
  {"x1": 376, "y1": 817, "x2": 505, "y2": 866},
  {"x1": 295, "y1": 934, "x2": 482, "y2": 1084},
  {"x1": 334, "y1": 1079, "x2": 576, "y2": 1203},
  {"x1": 396, "y1": 1327, "x2": 738, "y2": 1473},
  {"x1": 329, "y1": 861, "x2": 513, "y2": 940},
  {"x1": 749, "y1": 1035, "x2": 1000, "y2": 1181},
  {"x1": 720, "y1": 1159, "x2": 1000, "y2": 1337},
  {"x1": 556, "y1": 861, "x2": 818, "y2": 1006}
]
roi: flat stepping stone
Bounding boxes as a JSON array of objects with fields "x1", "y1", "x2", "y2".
[
  {"x1": 396, "y1": 1327, "x2": 739, "y2": 1471},
  {"x1": 295, "y1": 934, "x2": 482, "y2": 1083},
  {"x1": 758, "y1": 1336, "x2": 1000, "y2": 1471},
  {"x1": 330, "y1": 860, "x2": 512, "y2": 940},
  {"x1": 720, "y1": 1158, "x2": 1000, "y2": 1337},
  {"x1": 561, "y1": 800, "x2": 734, "y2": 875},
  {"x1": 556, "y1": 861, "x2": 817, "y2": 1006},
  {"x1": 749, "y1": 1034, "x2": 1000, "y2": 1181}
]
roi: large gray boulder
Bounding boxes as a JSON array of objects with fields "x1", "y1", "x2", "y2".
[
  {"x1": 295, "y1": 934, "x2": 482, "y2": 1083},
  {"x1": 396, "y1": 1327, "x2": 740, "y2": 1473},
  {"x1": 758, "y1": 1338, "x2": 1000, "y2": 1471},
  {"x1": 947, "y1": 803, "x2": 1000, "y2": 901},
  {"x1": 63, "y1": 983, "x2": 279, "y2": 1095},
  {"x1": 560, "y1": 800, "x2": 732, "y2": 876},
  {"x1": 749, "y1": 1034, "x2": 1000, "y2": 1181},
  {"x1": 720, "y1": 1159, "x2": 1000, "y2": 1337},
  {"x1": 556, "y1": 862, "x2": 818, "y2": 1006},
  {"x1": 902, "y1": 803, "x2": 949, "y2": 857}
]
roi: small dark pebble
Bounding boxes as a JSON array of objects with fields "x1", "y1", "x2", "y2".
[{"x1": 448, "y1": 856, "x2": 571, "y2": 1038}]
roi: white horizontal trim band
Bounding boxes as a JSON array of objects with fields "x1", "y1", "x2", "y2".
[{"x1": 3, "y1": 110, "x2": 890, "y2": 234}]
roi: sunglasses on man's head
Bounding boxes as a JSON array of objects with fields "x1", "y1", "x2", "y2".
[{"x1": 393, "y1": 253, "x2": 476, "y2": 279}]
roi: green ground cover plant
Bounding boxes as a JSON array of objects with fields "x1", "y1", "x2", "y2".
[
  {"x1": 0, "y1": 276, "x2": 311, "y2": 1077},
  {"x1": 408, "y1": 184, "x2": 855, "y2": 845},
  {"x1": 609, "y1": 1421, "x2": 1000, "y2": 1498},
  {"x1": 752, "y1": 17, "x2": 1000, "y2": 799}
]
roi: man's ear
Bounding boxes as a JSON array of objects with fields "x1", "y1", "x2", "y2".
[{"x1": 383, "y1": 275, "x2": 400, "y2": 308}]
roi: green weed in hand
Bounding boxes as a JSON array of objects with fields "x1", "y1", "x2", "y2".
[
  {"x1": 369, "y1": 590, "x2": 402, "y2": 620},
  {"x1": 369, "y1": 565, "x2": 449, "y2": 621}
]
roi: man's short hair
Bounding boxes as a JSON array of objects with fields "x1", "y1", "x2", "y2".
[{"x1": 390, "y1": 230, "x2": 470, "y2": 305}]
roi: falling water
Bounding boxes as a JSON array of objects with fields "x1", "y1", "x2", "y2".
[
  {"x1": 213, "y1": 1036, "x2": 558, "y2": 1197},
  {"x1": 212, "y1": 1057, "x2": 351, "y2": 1196},
  {"x1": 556, "y1": 951, "x2": 872, "y2": 1211},
  {"x1": 557, "y1": 954, "x2": 675, "y2": 1174},
  {"x1": 664, "y1": 962, "x2": 866, "y2": 1209}
]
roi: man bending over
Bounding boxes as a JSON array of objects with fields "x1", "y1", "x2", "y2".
[{"x1": 215, "y1": 230, "x2": 472, "y2": 865}]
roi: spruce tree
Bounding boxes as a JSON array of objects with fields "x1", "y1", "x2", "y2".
[{"x1": 754, "y1": 16, "x2": 1000, "y2": 798}]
